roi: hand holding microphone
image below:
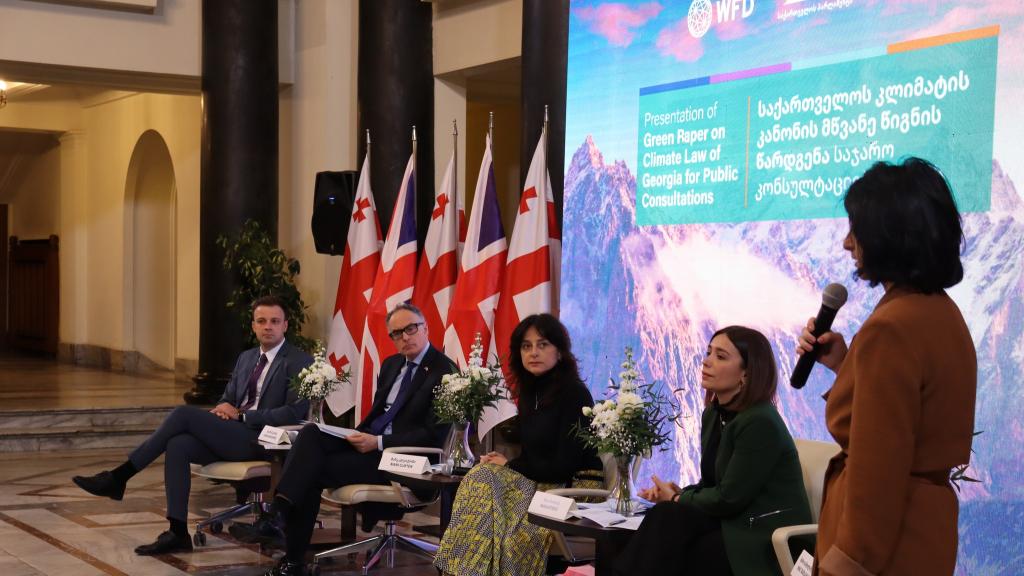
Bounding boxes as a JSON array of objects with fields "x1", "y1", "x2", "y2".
[
  {"x1": 796, "y1": 318, "x2": 848, "y2": 371},
  {"x1": 791, "y1": 283, "x2": 849, "y2": 388}
]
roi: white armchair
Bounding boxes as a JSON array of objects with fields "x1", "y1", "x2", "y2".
[
  {"x1": 772, "y1": 438, "x2": 841, "y2": 574},
  {"x1": 312, "y1": 446, "x2": 445, "y2": 575}
]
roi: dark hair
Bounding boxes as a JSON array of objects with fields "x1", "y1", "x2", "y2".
[
  {"x1": 252, "y1": 295, "x2": 287, "y2": 320},
  {"x1": 844, "y1": 157, "x2": 964, "y2": 293},
  {"x1": 507, "y1": 314, "x2": 583, "y2": 410},
  {"x1": 704, "y1": 326, "x2": 777, "y2": 411},
  {"x1": 386, "y1": 302, "x2": 425, "y2": 325}
]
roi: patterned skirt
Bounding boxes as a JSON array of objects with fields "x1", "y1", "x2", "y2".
[{"x1": 434, "y1": 463, "x2": 602, "y2": 576}]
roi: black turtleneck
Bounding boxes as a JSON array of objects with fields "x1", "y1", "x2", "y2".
[
  {"x1": 506, "y1": 370, "x2": 602, "y2": 484},
  {"x1": 699, "y1": 400, "x2": 737, "y2": 487}
]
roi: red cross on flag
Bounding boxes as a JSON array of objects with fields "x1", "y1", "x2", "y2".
[
  {"x1": 325, "y1": 150, "x2": 382, "y2": 417},
  {"x1": 443, "y1": 135, "x2": 507, "y2": 369},
  {"x1": 412, "y1": 152, "x2": 460, "y2": 350},
  {"x1": 493, "y1": 123, "x2": 561, "y2": 379},
  {"x1": 358, "y1": 151, "x2": 419, "y2": 420}
]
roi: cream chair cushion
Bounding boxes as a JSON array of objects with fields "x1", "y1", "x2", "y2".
[
  {"x1": 322, "y1": 483, "x2": 423, "y2": 506},
  {"x1": 191, "y1": 461, "x2": 272, "y2": 481}
]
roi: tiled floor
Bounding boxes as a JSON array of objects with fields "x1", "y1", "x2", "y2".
[
  {"x1": 0, "y1": 354, "x2": 441, "y2": 575},
  {"x1": 0, "y1": 448, "x2": 441, "y2": 575}
]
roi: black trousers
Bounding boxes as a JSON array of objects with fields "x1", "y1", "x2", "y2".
[
  {"x1": 275, "y1": 424, "x2": 386, "y2": 561},
  {"x1": 128, "y1": 405, "x2": 264, "y2": 522},
  {"x1": 614, "y1": 501, "x2": 732, "y2": 576}
]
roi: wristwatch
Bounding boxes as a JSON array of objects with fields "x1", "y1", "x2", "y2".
[{"x1": 238, "y1": 412, "x2": 245, "y2": 423}]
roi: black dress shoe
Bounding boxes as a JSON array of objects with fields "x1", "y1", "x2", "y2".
[
  {"x1": 72, "y1": 471, "x2": 126, "y2": 501},
  {"x1": 264, "y1": 558, "x2": 306, "y2": 576},
  {"x1": 134, "y1": 530, "x2": 193, "y2": 555}
]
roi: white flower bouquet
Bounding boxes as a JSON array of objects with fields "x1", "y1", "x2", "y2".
[
  {"x1": 290, "y1": 342, "x2": 349, "y2": 422},
  {"x1": 576, "y1": 346, "x2": 677, "y2": 515},
  {"x1": 434, "y1": 334, "x2": 506, "y2": 426},
  {"x1": 578, "y1": 347, "x2": 674, "y2": 457}
]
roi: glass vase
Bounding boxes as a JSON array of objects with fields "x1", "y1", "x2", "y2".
[
  {"x1": 309, "y1": 397, "x2": 324, "y2": 424},
  {"x1": 608, "y1": 454, "x2": 638, "y2": 516},
  {"x1": 445, "y1": 422, "x2": 475, "y2": 474}
]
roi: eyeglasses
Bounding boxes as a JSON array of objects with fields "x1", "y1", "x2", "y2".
[{"x1": 388, "y1": 322, "x2": 424, "y2": 341}]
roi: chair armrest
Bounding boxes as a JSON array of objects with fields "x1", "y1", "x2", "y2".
[
  {"x1": 771, "y1": 523, "x2": 818, "y2": 575},
  {"x1": 546, "y1": 488, "x2": 611, "y2": 499},
  {"x1": 382, "y1": 446, "x2": 445, "y2": 456},
  {"x1": 382, "y1": 446, "x2": 445, "y2": 507}
]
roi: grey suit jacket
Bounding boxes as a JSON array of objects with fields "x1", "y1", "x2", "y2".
[{"x1": 219, "y1": 340, "x2": 314, "y2": 430}]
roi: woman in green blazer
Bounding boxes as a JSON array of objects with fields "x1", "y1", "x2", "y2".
[{"x1": 615, "y1": 326, "x2": 812, "y2": 576}]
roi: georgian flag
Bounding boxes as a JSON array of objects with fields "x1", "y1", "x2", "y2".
[
  {"x1": 493, "y1": 123, "x2": 561, "y2": 371},
  {"x1": 412, "y1": 152, "x2": 460, "y2": 350},
  {"x1": 485, "y1": 124, "x2": 559, "y2": 437},
  {"x1": 325, "y1": 150, "x2": 382, "y2": 416},
  {"x1": 443, "y1": 135, "x2": 506, "y2": 369},
  {"x1": 359, "y1": 152, "x2": 418, "y2": 420}
]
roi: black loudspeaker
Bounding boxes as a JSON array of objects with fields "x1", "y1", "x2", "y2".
[{"x1": 311, "y1": 170, "x2": 359, "y2": 255}]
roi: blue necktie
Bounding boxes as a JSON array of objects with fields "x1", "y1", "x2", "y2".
[
  {"x1": 240, "y1": 353, "x2": 268, "y2": 410},
  {"x1": 368, "y1": 361, "x2": 417, "y2": 435}
]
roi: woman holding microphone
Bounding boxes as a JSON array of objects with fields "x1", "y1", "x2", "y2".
[{"x1": 797, "y1": 158, "x2": 977, "y2": 575}]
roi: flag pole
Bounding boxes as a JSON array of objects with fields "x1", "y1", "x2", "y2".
[
  {"x1": 452, "y1": 119, "x2": 460, "y2": 253},
  {"x1": 543, "y1": 104, "x2": 549, "y2": 181},
  {"x1": 488, "y1": 111, "x2": 494, "y2": 152},
  {"x1": 412, "y1": 125, "x2": 417, "y2": 228}
]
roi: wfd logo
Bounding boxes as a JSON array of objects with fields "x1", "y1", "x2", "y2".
[{"x1": 687, "y1": 0, "x2": 756, "y2": 38}]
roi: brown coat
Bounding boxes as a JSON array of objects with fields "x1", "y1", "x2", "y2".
[{"x1": 815, "y1": 288, "x2": 977, "y2": 576}]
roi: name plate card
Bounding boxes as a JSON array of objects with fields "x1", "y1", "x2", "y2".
[
  {"x1": 791, "y1": 551, "x2": 814, "y2": 576},
  {"x1": 258, "y1": 426, "x2": 292, "y2": 445},
  {"x1": 528, "y1": 491, "x2": 578, "y2": 521},
  {"x1": 378, "y1": 452, "x2": 431, "y2": 475}
]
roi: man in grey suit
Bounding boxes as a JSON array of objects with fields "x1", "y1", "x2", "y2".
[{"x1": 72, "y1": 295, "x2": 314, "y2": 555}]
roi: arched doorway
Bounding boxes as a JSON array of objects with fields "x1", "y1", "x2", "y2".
[{"x1": 124, "y1": 130, "x2": 176, "y2": 370}]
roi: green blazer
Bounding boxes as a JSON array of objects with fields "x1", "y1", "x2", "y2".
[{"x1": 677, "y1": 401, "x2": 812, "y2": 576}]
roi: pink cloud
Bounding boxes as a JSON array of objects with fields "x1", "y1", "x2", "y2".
[
  {"x1": 715, "y1": 14, "x2": 753, "y2": 40},
  {"x1": 877, "y1": 0, "x2": 942, "y2": 17},
  {"x1": 574, "y1": 2, "x2": 663, "y2": 47},
  {"x1": 908, "y1": 3, "x2": 1024, "y2": 42},
  {"x1": 884, "y1": 0, "x2": 1024, "y2": 19},
  {"x1": 656, "y1": 17, "x2": 705, "y2": 62}
]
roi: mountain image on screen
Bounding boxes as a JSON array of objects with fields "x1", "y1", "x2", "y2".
[{"x1": 560, "y1": 136, "x2": 1024, "y2": 572}]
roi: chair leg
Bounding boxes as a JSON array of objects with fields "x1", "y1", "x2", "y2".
[
  {"x1": 313, "y1": 534, "x2": 385, "y2": 565},
  {"x1": 249, "y1": 493, "x2": 264, "y2": 523},
  {"x1": 196, "y1": 501, "x2": 258, "y2": 531},
  {"x1": 314, "y1": 518, "x2": 439, "y2": 573},
  {"x1": 363, "y1": 530, "x2": 394, "y2": 574},
  {"x1": 393, "y1": 532, "x2": 438, "y2": 553},
  {"x1": 395, "y1": 535, "x2": 439, "y2": 558}
]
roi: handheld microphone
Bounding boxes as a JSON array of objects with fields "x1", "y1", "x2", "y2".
[{"x1": 790, "y1": 283, "x2": 848, "y2": 389}]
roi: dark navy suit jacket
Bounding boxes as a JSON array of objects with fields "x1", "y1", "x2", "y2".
[
  {"x1": 219, "y1": 340, "x2": 314, "y2": 429},
  {"x1": 356, "y1": 345, "x2": 456, "y2": 449}
]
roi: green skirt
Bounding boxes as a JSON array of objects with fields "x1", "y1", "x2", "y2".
[{"x1": 434, "y1": 463, "x2": 602, "y2": 576}]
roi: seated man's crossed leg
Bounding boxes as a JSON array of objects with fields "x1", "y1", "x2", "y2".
[{"x1": 72, "y1": 296, "x2": 313, "y2": 555}]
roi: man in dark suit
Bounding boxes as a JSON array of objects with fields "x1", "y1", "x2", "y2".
[
  {"x1": 262, "y1": 302, "x2": 456, "y2": 576},
  {"x1": 71, "y1": 295, "x2": 314, "y2": 555}
]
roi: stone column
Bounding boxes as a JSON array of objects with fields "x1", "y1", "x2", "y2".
[
  {"x1": 357, "y1": 0, "x2": 434, "y2": 241},
  {"x1": 187, "y1": 0, "x2": 279, "y2": 404},
  {"x1": 521, "y1": 0, "x2": 570, "y2": 228}
]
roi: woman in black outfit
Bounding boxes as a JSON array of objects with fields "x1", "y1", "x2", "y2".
[{"x1": 434, "y1": 313, "x2": 603, "y2": 576}]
